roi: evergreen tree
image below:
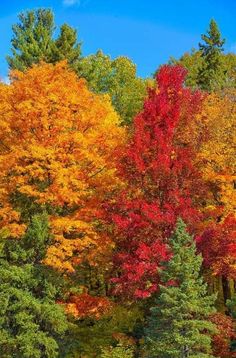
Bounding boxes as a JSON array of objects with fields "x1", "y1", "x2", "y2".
[
  {"x1": 0, "y1": 213, "x2": 68, "y2": 358},
  {"x1": 6, "y1": 9, "x2": 81, "y2": 71},
  {"x1": 7, "y1": 9, "x2": 146, "y2": 125},
  {"x1": 197, "y1": 19, "x2": 225, "y2": 91},
  {"x1": 145, "y1": 219, "x2": 216, "y2": 358},
  {"x1": 53, "y1": 23, "x2": 81, "y2": 68}
]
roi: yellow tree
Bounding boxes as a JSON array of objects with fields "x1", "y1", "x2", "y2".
[
  {"x1": 0, "y1": 61, "x2": 125, "y2": 272},
  {"x1": 195, "y1": 91, "x2": 236, "y2": 307},
  {"x1": 197, "y1": 91, "x2": 236, "y2": 218}
]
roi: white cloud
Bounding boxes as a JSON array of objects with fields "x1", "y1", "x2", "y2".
[{"x1": 63, "y1": 0, "x2": 80, "y2": 7}]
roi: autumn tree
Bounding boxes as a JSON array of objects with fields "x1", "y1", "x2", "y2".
[
  {"x1": 0, "y1": 61, "x2": 125, "y2": 274},
  {"x1": 144, "y1": 219, "x2": 216, "y2": 358},
  {"x1": 7, "y1": 10, "x2": 148, "y2": 125},
  {"x1": 210, "y1": 313, "x2": 236, "y2": 357},
  {"x1": 110, "y1": 65, "x2": 204, "y2": 299},
  {"x1": 7, "y1": 9, "x2": 81, "y2": 71},
  {"x1": 197, "y1": 215, "x2": 236, "y2": 282},
  {"x1": 192, "y1": 89, "x2": 236, "y2": 307},
  {"x1": 196, "y1": 92, "x2": 236, "y2": 218}
]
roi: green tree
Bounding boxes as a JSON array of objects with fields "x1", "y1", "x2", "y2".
[
  {"x1": 144, "y1": 218, "x2": 216, "y2": 358},
  {"x1": 100, "y1": 344, "x2": 134, "y2": 358},
  {"x1": 7, "y1": 9, "x2": 147, "y2": 125},
  {"x1": 61, "y1": 304, "x2": 142, "y2": 357},
  {"x1": 169, "y1": 49, "x2": 203, "y2": 89},
  {"x1": 226, "y1": 298, "x2": 236, "y2": 354},
  {"x1": 53, "y1": 23, "x2": 81, "y2": 68},
  {"x1": 77, "y1": 50, "x2": 147, "y2": 125},
  {"x1": 0, "y1": 213, "x2": 68, "y2": 358},
  {"x1": 7, "y1": 9, "x2": 81, "y2": 71},
  {"x1": 197, "y1": 19, "x2": 225, "y2": 91}
]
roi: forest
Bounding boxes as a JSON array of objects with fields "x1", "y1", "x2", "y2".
[{"x1": 0, "y1": 8, "x2": 235, "y2": 358}]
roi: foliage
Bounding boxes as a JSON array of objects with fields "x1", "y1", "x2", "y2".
[
  {"x1": 100, "y1": 344, "x2": 134, "y2": 358},
  {"x1": 0, "y1": 61, "x2": 125, "y2": 272},
  {"x1": 197, "y1": 19, "x2": 225, "y2": 91},
  {"x1": 170, "y1": 20, "x2": 236, "y2": 90},
  {"x1": 77, "y1": 50, "x2": 148, "y2": 125},
  {"x1": 61, "y1": 304, "x2": 142, "y2": 357},
  {"x1": 7, "y1": 9, "x2": 81, "y2": 71},
  {"x1": 210, "y1": 313, "x2": 236, "y2": 357},
  {"x1": 7, "y1": 10, "x2": 148, "y2": 126},
  {"x1": 0, "y1": 213, "x2": 68, "y2": 358},
  {"x1": 196, "y1": 92, "x2": 236, "y2": 218},
  {"x1": 144, "y1": 218, "x2": 216, "y2": 358},
  {"x1": 169, "y1": 49, "x2": 203, "y2": 88},
  {"x1": 110, "y1": 65, "x2": 204, "y2": 299},
  {"x1": 1, "y1": 9, "x2": 236, "y2": 356},
  {"x1": 197, "y1": 215, "x2": 236, "y2": 278}
]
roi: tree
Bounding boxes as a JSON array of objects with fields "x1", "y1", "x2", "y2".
[
  {"x1": 101, "y1": 344, "x2": 134, "y2": 358},
  {"x1": 110, "y1": 65, "x2": 205, "y2": 299},
  {"x1": 0, "y1": 213, "x2": 68, "y2": 358},
  {"x1": 6, "y1": 9, "x2": 81, "y2": 71},
  {"x1": 197, "y1": 19, "x2": 225, "y2": 91},
  {"x1": 61, "y1": 304, "x2": 141, "y2": 357},
  {"x1": 144, "y1": 218, "x2": 216, "y2": 358},
  {"x1": 197, "y1": 215, "x2": 236, "y2": 280},
  {"x1": 196, "y1": 92, "x2": 236, "y2": 218},
  {"x1": 170, "y1": 50, "x2": 236, "y2": 91},
  {"x1": 169, "y1": 49, "x2": 203, "y2": 89},
  {"x1": 209, "y1": 313, "x2": 236, "y2": 357},
  {"x1": 77, "y1": 50, "x2": 148, "y2": 125},
  {"x1": 7, "y1": 10, "x2": 147, "y2": 125},
  {"x1": 0, "y1": 61, "x2": 125, "y2": 273}
]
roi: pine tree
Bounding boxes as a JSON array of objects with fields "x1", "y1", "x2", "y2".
[
  {"x1": 145, "y1": 218, "x2": 216, "y2": 358},
  {"x1": 6, "y1": 9, "x2": 81, "y2": 71},
  {"x1": 0, "y1": 213, "x2": 68, "y2": 358},
  {"x1": 197, "y1": 19, "x2": 225, "y2": 91}
]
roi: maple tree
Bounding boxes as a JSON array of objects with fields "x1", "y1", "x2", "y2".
[
  {"x1": 0, "y1": 61, "x2": 125, "y2": 273},
  {"x1": 210, "y1": 313, "x2": 236, "y2": 357},
  {"x1": 197, "y1": 215, "x2": 236, "y2": 279},
  {"x1": 110, "y1": 65, "x2": 205, "y2": 299},
  {"x1": 194, "y1": 90, "x2": 236, "y2": 304},
  {"x1": 196, "y1": 91, "x2": 236, "y2": 218}
]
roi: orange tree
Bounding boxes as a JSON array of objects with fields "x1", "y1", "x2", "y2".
[
  {"x1": 0, "y1": 61, "x2": 125, "y2": 273},
  {"x1": 195, "y1": 91, "x2": 236, "y2": 304}
]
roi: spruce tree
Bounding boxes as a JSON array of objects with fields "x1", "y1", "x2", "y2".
[
  {"x1": 0, "y1": 213, "x2": 68, "y2": 358},
  {"x1": 197, "y1": 19, "x2": 225, "y2": 91},
  {"x1": 145, "y1": 218, "x2": 216, "y2": 358},
  {"x1": 7, "y1": 9, "x2": 81, "y2": 71}
]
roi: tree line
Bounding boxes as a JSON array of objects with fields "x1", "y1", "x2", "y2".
[{"x1": 0, "y1": 9, "x2": 235, "y2": 357}]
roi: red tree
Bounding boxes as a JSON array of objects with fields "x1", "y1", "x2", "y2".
[
  {"x1": 197, "y1": 215, "x2": 236, "y2": 279},
  {"x1": 210, "y1": 313, "x2": 236, "y2": 357},
  {"x1": 110, "y1": 65, "x2": 204, "y2": 299}
]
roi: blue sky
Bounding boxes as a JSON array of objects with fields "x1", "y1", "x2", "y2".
[{"x1": 0, "y1": 0, "x2": 236, "y2": 79}]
